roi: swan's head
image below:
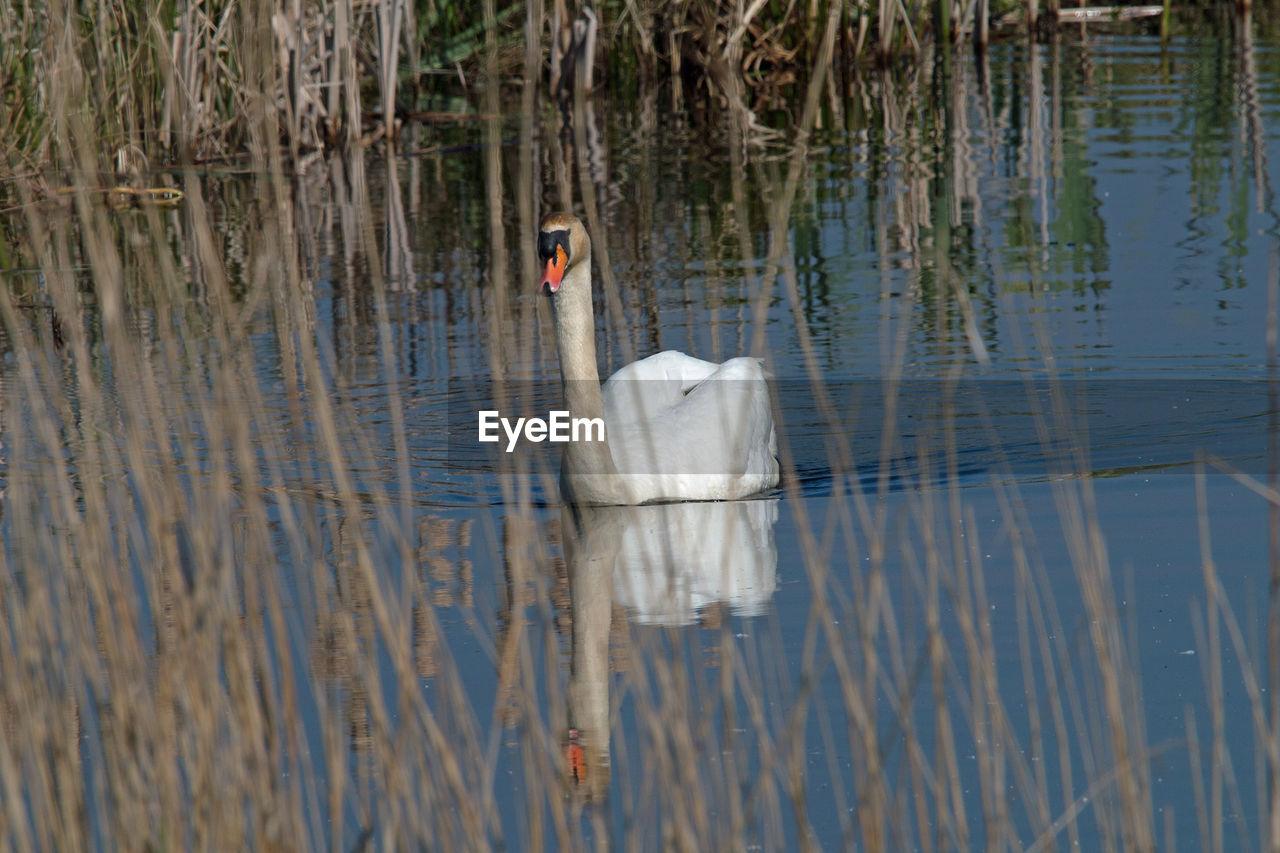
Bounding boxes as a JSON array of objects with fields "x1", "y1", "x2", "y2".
[{"x1": 538, "y1": 212, "x2": 590, "y2": 296}]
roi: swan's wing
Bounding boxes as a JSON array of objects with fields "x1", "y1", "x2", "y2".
[
  {"x1": 605, "y1": 350, "x2": 720, "y2": 391},
  {"x1": 602, "y1": 354, "x2": 779, "y2": 500},
  {"x1": 675, "y1": 357, "x2": 778, "y2": 479},
  {"x1": 602, "y1": 350, "x2": 719, "y2": 430}
]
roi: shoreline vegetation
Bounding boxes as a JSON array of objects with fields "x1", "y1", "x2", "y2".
[{"x1": 0, "y1": 0, "x2": 1273, "y2": 172}]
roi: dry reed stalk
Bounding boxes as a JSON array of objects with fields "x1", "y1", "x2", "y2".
[{"x1": 376, "y1": 0, "x2": 405, "y2": 140}]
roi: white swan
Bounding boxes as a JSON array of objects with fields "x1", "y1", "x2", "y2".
[{"x1": 538, "y1": 212, "x2": 780, "y2": 505}]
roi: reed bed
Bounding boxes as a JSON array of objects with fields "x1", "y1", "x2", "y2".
[
  {"x1": 1, "y1": 6, "x2": 1279, "y2": 853},
  {"x1": 6, "y1": 0, "x2": 1274, "y2": 173}
]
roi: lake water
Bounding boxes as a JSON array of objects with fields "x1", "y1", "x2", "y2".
[{"x1": 4, "y1": 19, "x2": 1280, "y2": 851}]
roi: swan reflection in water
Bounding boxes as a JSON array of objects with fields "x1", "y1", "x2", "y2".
[{"x1": 561, "y1": 498, "x2": 779, "y2": 800}]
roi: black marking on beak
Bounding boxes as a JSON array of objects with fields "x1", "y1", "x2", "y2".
[{"x1": 538, "y1": 229, "x2": 571, "y2": 264}]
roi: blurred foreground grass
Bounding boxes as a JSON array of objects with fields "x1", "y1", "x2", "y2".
[
  {"x1": 3, "y1": 150, "x2": 1276, "y2": 848},
  {"x1": 2, "y1": 5, "x2": 1280, "y2": 851}
]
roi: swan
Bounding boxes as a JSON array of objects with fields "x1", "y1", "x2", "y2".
[{"x1": 537, "y1": 212, "x2": 780, "y2": 505}]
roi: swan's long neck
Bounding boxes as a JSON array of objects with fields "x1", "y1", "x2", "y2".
[
  {"x1": 551, "y1": 259, "x2": 602, "y2": 386},
  {"x1": 551, "y1": 254, "x2": 622, "y2": 501}
]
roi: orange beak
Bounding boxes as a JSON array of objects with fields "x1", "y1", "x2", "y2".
[{"x1": 541, "y1": 245, "x2": 567, "y2": 294}]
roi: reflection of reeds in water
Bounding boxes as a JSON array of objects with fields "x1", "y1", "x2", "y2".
[{"x1": 3, "y1": 16, "x2": 1280, "y2": 853}]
